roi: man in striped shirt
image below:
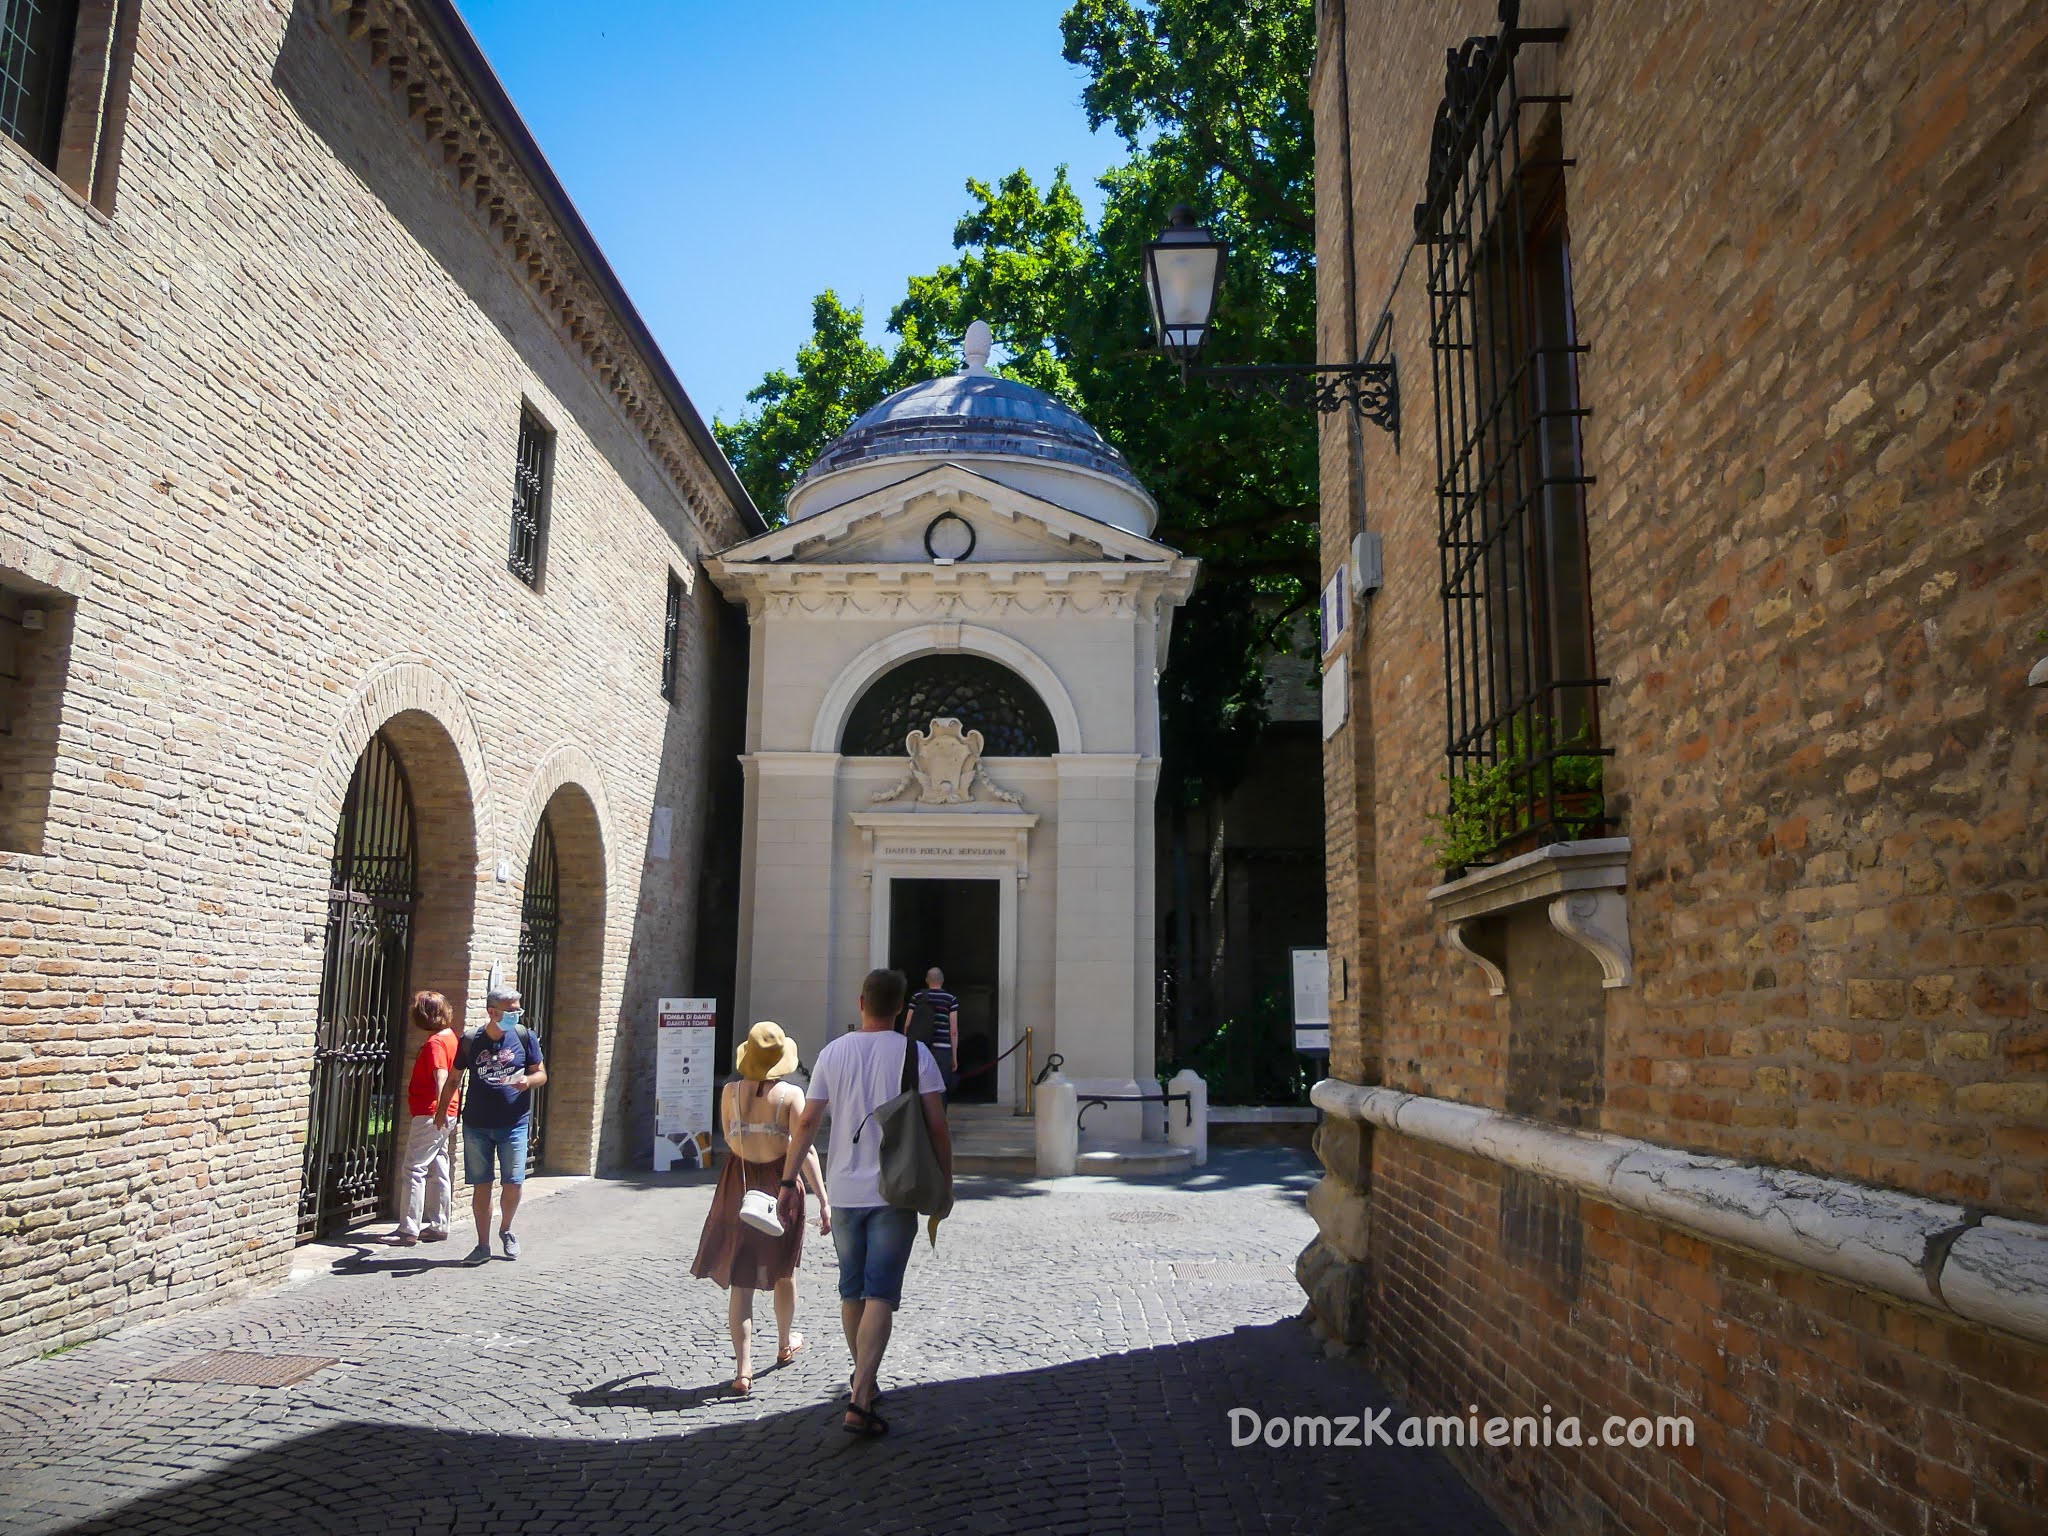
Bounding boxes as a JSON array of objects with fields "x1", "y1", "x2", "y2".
[{"x1": 907, "y1": 968, "x2": 959, "y2": 1096}]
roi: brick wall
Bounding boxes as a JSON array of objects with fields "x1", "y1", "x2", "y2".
[
  {"x1": 1312, "y1": 0, "x2": 2048, "y2": 1529},
  {"x1": 0, "y1": 0, "x2": 750, "y2": 1360},
  {"x1": 1369, "y1": 1131, "x2": 2047, "y2": 1536}
]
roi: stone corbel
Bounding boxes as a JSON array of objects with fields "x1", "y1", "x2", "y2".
[
  {"x1": 1547, "y1": 890, "x2": 1633, "y2": 989},
  {"x1": 1428, "y1": 837, "x2": 1634, "y2": 995},
  {"x1": 1444, "y1": 919, "x2": 1507, "y2": 997}
]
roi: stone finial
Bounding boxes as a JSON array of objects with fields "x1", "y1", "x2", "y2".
[{"x1": 962, "y1": 320, "x2": 993, "y2": 375}]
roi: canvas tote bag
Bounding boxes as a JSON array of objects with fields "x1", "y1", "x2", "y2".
[{"x1": 876, "y1": 1034, "x2": 949, "y2": 1214}]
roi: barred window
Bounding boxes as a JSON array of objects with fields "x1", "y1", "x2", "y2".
[
  {"x1": 660, "y1": 570, "x2": 682, "y2": 702},
  {"x1": 508, "y1": 407, "x2": 552, "y2": 589},
  {"x1": 1417, "y1": 3, "x2": 1605, "y2": 868},
  {"x1": 841, "y1": 654, "x2": 1056, "y2": 758},
  {"x1": 0, "y1": 0, "x2": 78, "y2": 167},
  {"x1": 1, "y1": 1, "x2": 138, "y2": 210}
]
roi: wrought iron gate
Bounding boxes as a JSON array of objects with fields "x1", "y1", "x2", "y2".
[
  {"x1": 517, "y1": 811, "x2": 559, "y2": 1173},
  {"x1": 298, "y1": 733, "x2": 416, "y2": 1241}
]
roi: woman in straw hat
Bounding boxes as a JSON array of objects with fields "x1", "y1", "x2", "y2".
[{"x1": 691, "y1": 1020, "x2": 828, "y2": 1395}]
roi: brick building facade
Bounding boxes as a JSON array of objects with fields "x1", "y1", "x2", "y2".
[
  {"x1": 1305, "y1": 1, "x2": 2047, "y2": 1532},
  {"x1": 0, "y1": 0, "x2": 756, "y2": 1361}
]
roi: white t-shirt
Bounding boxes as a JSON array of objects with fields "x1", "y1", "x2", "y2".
[{"x1": 806, "y1": 1028, "x2": 944, "y2": 1209}]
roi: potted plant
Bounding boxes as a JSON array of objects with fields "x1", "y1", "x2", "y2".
[{"x1": 1427, "y1": 716, "x2": 1606, "y2": 876}]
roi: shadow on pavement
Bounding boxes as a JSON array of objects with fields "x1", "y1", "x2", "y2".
[{"x1": 48, "y1": 1320, "x2": 1504, "y2": 1536}]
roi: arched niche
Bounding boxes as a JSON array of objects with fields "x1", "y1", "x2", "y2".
[
  {"x1": 841, "y1": 652, "x2": 1058, "y2": 757},
  {"x1": 810, "y1": 623, "x2": 1082, "y2": 755}
]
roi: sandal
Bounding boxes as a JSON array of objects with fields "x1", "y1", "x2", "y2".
[
  {"x1": 731, "y1": 1375, "x2": 752, "y2": 1397},
  {"x1": 846, "y1": 1376, "x2": 884, "y2": 1406},
  {"x1": 841, "y1": 1402, "x2": 888, "y2": 1437},
  {"x1": 775, "y1": 1333, "x2": 805, "y2": 1368}
]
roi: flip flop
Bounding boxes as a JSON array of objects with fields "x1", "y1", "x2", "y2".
[
  {"x1": 775, "y1": 1334, "x2": 806, "y2": 1368},
  {"x1": 841, "y1": 1402, "x2": 888, "y2": 1437}
]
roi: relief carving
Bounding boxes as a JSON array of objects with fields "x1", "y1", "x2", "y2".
[{"x1": 871, "y1": 717, "x2": 1022, "y2": 806}]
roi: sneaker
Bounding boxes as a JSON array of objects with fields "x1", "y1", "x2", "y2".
[
  {"x1": 500, "y1": 1231, "x2": 520, "y2": 1260},
  {"x1": 463, "y1": 1244, "x2": 492, "y2": 1266},
  {"x1": 420, "y1": 1229, "x2": 448, "y2": 1243}
]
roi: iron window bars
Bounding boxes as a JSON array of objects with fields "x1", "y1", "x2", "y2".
[
  {"x1": 660, "y1": 570, "x2": 682, "y2": 702},
  {"x1": 1417, "y1": 0, "x2": 1608, "y2": 869},
  {"x1": 841, "y1": 654, "x2": 1057, "y2": 758},
  {"x1": 507, "y1": 408, "x2": 552, "y2": 588},
  {"x1": 0, "y1": 0, "x2": 75, "y2": 167}
]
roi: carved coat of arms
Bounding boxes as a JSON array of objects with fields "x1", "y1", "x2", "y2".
[{"x1": 872, "y1": 717, "x2": 1021, "y2": 806}]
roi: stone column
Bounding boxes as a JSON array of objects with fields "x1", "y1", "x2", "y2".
[
  {"x1": 739, "y1": 752, "x2": 841, "y2": 1069},
  {"x1": 1053, "y1": 753, "x2": 1146, "y2": 1139}
]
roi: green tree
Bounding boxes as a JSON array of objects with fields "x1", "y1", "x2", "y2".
[{"x1": 716, "y1": 0, "x2": 1318, "y2": 808}]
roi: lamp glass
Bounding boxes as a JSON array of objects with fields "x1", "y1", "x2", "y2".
[{"x1": 1143, "y1": 211, "x2": 1226, "y2": 360}]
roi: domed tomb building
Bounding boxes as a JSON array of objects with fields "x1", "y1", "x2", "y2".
[{"x1": 707, "y1": 325, "x2": 1197, "y2": 1122}]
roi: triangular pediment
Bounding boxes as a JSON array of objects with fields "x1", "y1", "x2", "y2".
[{"x1": 713, "y1": 463, "x2": 1181, "y2": 569}]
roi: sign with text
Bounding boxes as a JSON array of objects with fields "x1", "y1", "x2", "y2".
[
  {"x1": 653, "y1": 997, "x2": 717, "y2": 1171},
  {"x1": 1291, "y1": 947, "x2": 1331, "y2": 1053}
]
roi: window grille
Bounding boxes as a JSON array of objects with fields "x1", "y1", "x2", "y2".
[
  {"x1": 841, "y1": 654, "x2": 1056, "y2": 758},
  {"x1": 507, "y1": 408, "x2": 551, "y2": 588},
  {"x1": 0, "y1": 0, "x2": 76, "y2": 167},
  {"x1": 1417, "y1": 1, "x2": 1606, "y2": 867},
  {"x1": 660, "y1": 570, "x2": 682, "y2": 702}
]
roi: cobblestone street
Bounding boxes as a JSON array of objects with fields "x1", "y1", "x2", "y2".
[{"x1": 0, "y1": 1150, "x2": 1502, "y2": 1535}]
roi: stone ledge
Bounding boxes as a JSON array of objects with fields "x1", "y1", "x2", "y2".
[
  {"x1": 1427, "y1": 836, "x2": 1632, "y2": 992},
  {"x1": 2029, "y1": 656, "x2": 2048, "y2": 687},
  {"x1": 1311, "y1": 1078, "x2": 2048, "y2": 1348}
]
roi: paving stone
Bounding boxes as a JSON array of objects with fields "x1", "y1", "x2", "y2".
[{"x1": 0, "y1": 1151, "x2": 1502, "y2": 1535}]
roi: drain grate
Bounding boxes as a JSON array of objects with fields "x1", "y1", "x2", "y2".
[
  {"x1": 1108, "y1": 1209, "x2": 1183, "y2": 1224},
  {"x1": 1171, "y1": 1261, "x2": 1292, "y2": 1283},
  {"x1": 146, "y1": 1351, "x2": 337, "y2": 1388}
]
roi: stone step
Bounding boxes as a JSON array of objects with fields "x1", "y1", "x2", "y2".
[
  {"x1": 1075, "y1": 1141, "x2": 1195, "y2": 1176},
  {"x1": 947, "y1": 1105, "x2": 1037, "y2": 1177}
]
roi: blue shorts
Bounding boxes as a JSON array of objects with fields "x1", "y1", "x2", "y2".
[
  {"x1": 831, "y1": 1205, "x2": 919, "y2": 1308},
  {"x1": 463, "y1": 1121, "x2": 529, "y2": 1185}
]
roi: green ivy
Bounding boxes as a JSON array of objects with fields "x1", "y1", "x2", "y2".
[
  {"x1": 1425, "y1": 716, "x2": 1606, "y2": 874},
  {"x1": 1165, "y1": 988, "x2": 1313, "y2": 1107}
]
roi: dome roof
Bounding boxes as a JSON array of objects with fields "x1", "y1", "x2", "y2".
[{"x1": 793, "y1": 372, "x2": 1146, "y2": 495}]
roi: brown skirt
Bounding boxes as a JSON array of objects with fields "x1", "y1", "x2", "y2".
[{"x1": 691, "y1": 1152, "x2": 804, "y2": 1290}]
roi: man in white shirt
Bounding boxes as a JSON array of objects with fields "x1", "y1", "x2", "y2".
[{"x1": 779, "y1": 968, "x2": 951, "y2": 1437}]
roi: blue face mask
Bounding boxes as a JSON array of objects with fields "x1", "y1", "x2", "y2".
[{"x1": 501, "y1": 1009, "x2": 522, "y2": 1030}]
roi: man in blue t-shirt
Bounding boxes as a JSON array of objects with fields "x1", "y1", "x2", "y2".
[{"x1": 434, "y1": 973, "x2": 545, "y2": 1265}]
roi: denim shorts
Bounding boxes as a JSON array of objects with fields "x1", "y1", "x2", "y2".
[
  {"x1": 462, "y1": 1121, "x2": 529, "y2": 1185},
  {"x1": 831, "y1": 1204, "x2": 919, "y2": 1308}
]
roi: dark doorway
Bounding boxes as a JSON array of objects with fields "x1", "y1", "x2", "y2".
[
  {"x1": 517, "y1": 811, "x2": 559, "y2": 1175},
  {"x1": 889, "y1": 878, "x2": 999, "y2": 1103},
  {"x1": 299, "y1": 731, "x2": 416, "y2": 1242}
]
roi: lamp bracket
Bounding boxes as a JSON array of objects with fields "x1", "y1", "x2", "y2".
[{"x1": 1189, "y1": 357, "x2": 1400, "y2": 443}]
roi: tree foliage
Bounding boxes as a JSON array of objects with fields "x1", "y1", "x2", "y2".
[{"x1": 714, "y1": 0, "x2": 1317, "y2": 806}]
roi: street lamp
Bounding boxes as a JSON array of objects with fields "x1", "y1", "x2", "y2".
[
  {"x1": 1142, "y1": 205, "x2": 1227, "y2": 366},
  {"x1": 1142, "y1": 205, "x2": 1400, "y2": 441}
]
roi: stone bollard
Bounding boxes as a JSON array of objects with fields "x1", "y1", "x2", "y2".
[
  {"x1": 1167, "y1": 1069, "x2": 1208, "y2": 1167},
  {"x1": 1035, "y1": 1072, "x2": 1078, "y2": 1177}
]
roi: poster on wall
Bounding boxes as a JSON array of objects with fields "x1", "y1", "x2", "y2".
[
  {"x1": 653, "y1": 997, "x2": 717, "y2": 1171},
  {"x1": 1291, "y1": 947, "x2": 1331, "y2": 1054}
]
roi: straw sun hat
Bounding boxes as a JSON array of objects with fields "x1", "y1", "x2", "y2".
[{"x1": 735, "y1": 1021, "x2": 799, "y2": 1082}]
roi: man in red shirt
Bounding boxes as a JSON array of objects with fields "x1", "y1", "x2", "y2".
[{"x1": 393, "y1": 990, "x2": 460, "y2": 1245}]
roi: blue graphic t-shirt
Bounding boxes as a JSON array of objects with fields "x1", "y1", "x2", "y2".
[{"x1": 457, "y1": 1022, "x2": 543, "y2": 1129}]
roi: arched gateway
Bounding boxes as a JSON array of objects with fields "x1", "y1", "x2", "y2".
[{"x1": 707, "y1": 324, "x2": 1196, "y2": 1124}]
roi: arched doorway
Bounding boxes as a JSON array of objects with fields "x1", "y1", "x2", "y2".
[
  {"x1": 298, "y1": 732, "x2": 415, "y2": 1240},
  {"x1": 517, "y1": 811, "x2": 560, "y2": 1172}
]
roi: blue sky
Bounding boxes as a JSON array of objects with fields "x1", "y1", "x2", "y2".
[{"x1": 452, "y1": 1, "x2": 1122, "y2": 427}]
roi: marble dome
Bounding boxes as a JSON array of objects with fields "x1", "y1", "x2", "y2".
[{"x1": 782, "y1": 322, "x2": 1158, "y2": 536}]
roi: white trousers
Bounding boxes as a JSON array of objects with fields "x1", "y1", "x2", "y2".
[{"x1": 397, "y1": 1114, "x2": 453, "y2": 1237}]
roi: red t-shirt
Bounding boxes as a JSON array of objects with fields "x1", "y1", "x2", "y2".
[{"x1": 407, "y1": 1029, "x2": 459, "y2": 1119}]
